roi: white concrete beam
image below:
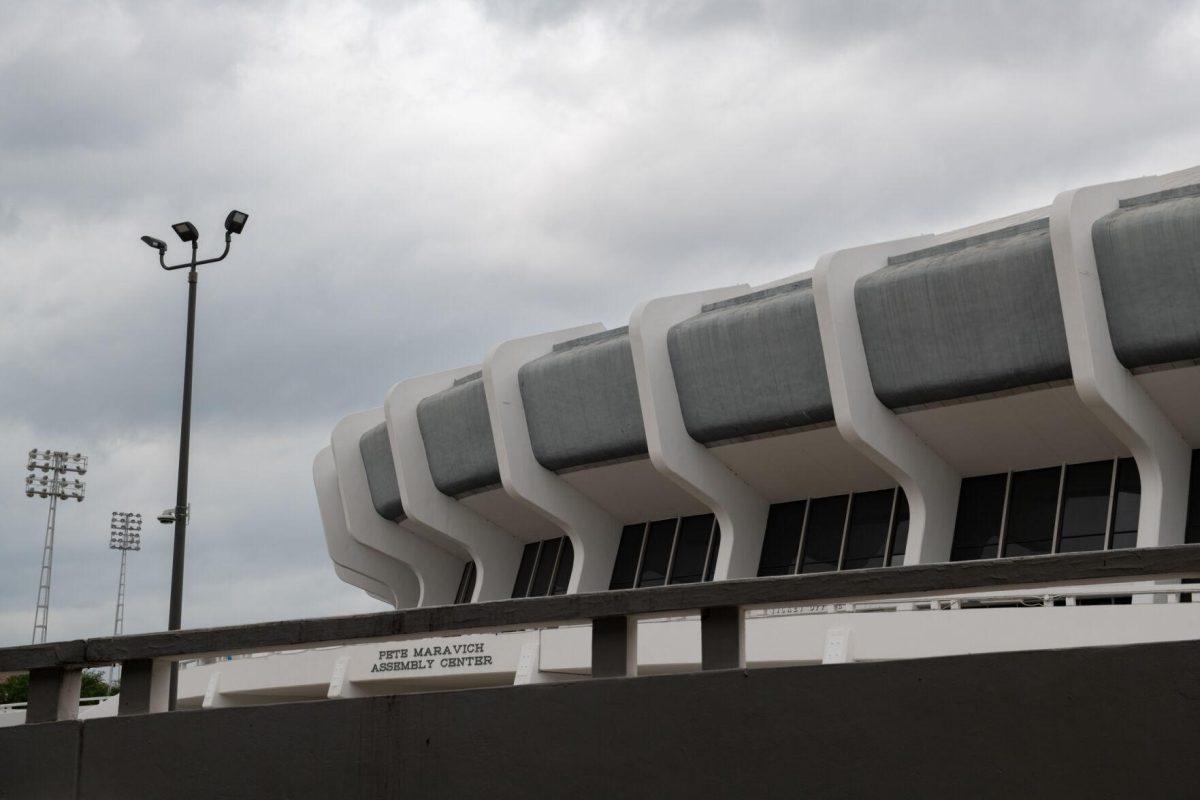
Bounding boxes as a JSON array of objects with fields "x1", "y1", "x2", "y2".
[
  {"x1": 628, "y1": 285, "x2": 770, "y2": 579},
  {"x1": 314, "y1": 446, "x2": 407, "y2": 608},
  {"x1": 331, "y1": 409, "x2": 463, "y2": 607},
  {"x1": 386, "y1": 367, "x2": 526, "y2": 602},
  {"x1": 1049, "y1": 175, "x2": 1192, "y2": 548},
  {"x1": 812, "y1": 236, "x2": 962, "y2": 564},
  {"x1": 483, "y1": 325, "x2": 623, "y2": 592}
]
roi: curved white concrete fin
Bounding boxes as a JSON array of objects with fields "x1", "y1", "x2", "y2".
[
  {"x1": 483, "y1": 325, "x2": 623, "y2": 592},
  {"x1": 1049, "y1": 175, "x2": 1191, "y2": 547},
  {"x1": 812, "y1": 236, "x2": 962, "y2": 564},
  {"x1": 331, "y1": 409, "x2": 464, "y2": 607},
  {"x1": 386, "y1": 367, "x2": 525, "y2": 602},
  {"x1": 628, "y1": 285, "x2": 770, "y2": 579},
  {"x1": 313, "y1": 446, "x2": 407, "y2": 608}
]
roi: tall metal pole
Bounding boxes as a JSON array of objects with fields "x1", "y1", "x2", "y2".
[
  {"x1": 167, "y1": 245, "x2": 198, "y2": 709},
  {"x1": 109, "y1": 548, "x2": 128, "y2": 684},
  {"x1": 31, "y1": 455, "x2": 61, "y2": 645}
]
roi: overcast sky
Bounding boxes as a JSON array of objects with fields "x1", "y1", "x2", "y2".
[{"x1": 2, "y1": 0, "x2": 1199, "y2": 647}]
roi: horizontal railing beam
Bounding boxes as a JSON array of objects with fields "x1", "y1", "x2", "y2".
[{"x1": 1, "y1": 544, "x2": 1198, "y2": 673}]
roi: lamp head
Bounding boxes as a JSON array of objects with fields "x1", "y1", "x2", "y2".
[
  {"x1": 224, "y1": 210, "x2": 249, "y2": 235},
  {"x1": 141, "y1": 235, "x2": 167, "y2": 253},
  {"x1": 171, "y1": 221, "x2": 199, "y2": 243}
]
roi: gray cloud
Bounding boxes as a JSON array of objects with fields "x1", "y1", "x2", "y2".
[{"x1": 2, "y1": 0, "x2": 1199, "y2": 644}]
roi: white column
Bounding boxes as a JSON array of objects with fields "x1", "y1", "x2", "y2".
[
  {"x1": 331, "y1": 409, "x2": 463, "y2": 607},
  {"x1": 483, "y1": 325, "x2": 624, "y2": 593},
  {"x1": 812, "y1": 236, "x2": 962, "y2": 564},
  {"x1": 314, "y1": 446, "x2": 407, "y2": 607},
  {"x1": 1049, "y1": 176, "x2": 1192, "y2": 547},
  {"x1": 628, "y1": 286, "x2": 770, "y2": 579},
  {"x1": 385, "y1": 367, "x2": 526, "y2": 601}
]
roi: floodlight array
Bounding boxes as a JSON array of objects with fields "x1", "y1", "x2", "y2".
[
  {"x1": 110, "y1": 512, "x2": 144, "y2": 551},
  {"x1": 25, "y1": 450, "x2": 87, "y2": 474},
  {"x1": 25, "y1": 474, "x2": 86, "y2": 501}
]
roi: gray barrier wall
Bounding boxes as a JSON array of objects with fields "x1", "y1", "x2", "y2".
[
  {"x1": 855, "y1": 219, "x2": 1072, "y2": 408},
  {"x1": 6, "y1": 638, "x2": 1198, "y2": 799},
  {"x1": 1093, "y1": 185, "x2": 1200, "y2": 370},
  {"x1": 518, "y1": 327, "x2": 648, "y2": 471},
  {"x1": 416, "y1": 373, "x2": 502, "y2": 497},
  {"x1": 667, "y1": 280, "x2": 834, "y2": 443},
  {"x1": 358, "y1": 422, "x2": 405, "y2": 521}
]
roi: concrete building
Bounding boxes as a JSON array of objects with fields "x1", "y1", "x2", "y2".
[
  {"x1": 319, "y1": 164, "x2": 1200, "y2": 606},
  {"x1": 9, "y1": 163, "x2": 1199, "y2": 724}
]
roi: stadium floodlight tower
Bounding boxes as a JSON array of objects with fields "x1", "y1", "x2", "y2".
[
  {"x1": 25, "y1": 450, "x2": 87, "y2": 644},
  {"x1": 141, "y1": 209, "x2": 249, "y2": 708},
  {"x1": 108, "y1": 512, "x2": 142, "y2": 683}
]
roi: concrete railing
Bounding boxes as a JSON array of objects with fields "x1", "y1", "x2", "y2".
[{"x1": 4, "y1": 543, "x2": 1199, "y2": 725}]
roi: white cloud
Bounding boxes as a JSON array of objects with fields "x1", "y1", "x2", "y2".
[{"x1": 2, "y1": 0, "x2": 1198, "y2": 644}]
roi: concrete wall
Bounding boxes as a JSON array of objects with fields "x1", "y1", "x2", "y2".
[
  {"x1": 518, "y1": 327, "x2": 648, "y2": 471},
  {"x1": 1093, "y1": 186, "x2": 1200, "y2": 369},
  {"x1": 416, "y1": 373, "x2": 502, "y2": 497},
  {"x1": 667, "y1": 280, "x2": 834, "y2": 443},
  {"x1": 358, "y1": 422, "x2": 405, "y2": 522},
  {"x1": 6, "y1": 639, "x2": 1199, "y2": 799},
  {"x1": 855, "y1": 219, "x2": 1071, "y2": 408}
]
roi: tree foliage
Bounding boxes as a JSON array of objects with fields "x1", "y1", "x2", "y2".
[{"x1": 0, "y1": 670, "x2": 117, "y2": 704}]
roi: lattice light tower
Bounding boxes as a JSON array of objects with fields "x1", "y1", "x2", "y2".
[
  {"x1": 109, "y1": 512, "x2": 142, "y2": 683},
  {"x1": 109, "y1": 512, "x2": 142, "y2": 636},
  {"x1": 25, "y1": 450, "x2": 87, "y2": 644}
]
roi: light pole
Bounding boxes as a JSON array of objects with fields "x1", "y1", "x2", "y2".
[
  {"x1": 141, "y1": 209, "x2": 249, "y2": 708},
  {"x1": 25, "y1": 450, "x2": 87, "y2": 644},
  {"x1": 108, "y1": 512, "x2": 142, "y2": 684}
]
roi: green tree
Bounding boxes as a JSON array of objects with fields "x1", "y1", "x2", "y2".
[{"x1": 0, "y1": 669, "x2": 117, "y2": 704}]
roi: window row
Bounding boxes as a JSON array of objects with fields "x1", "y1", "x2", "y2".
[
  {"x1": 609, "y1": 514, "x2": 721, "y2": 590},
  {"x1": 1187, "y1": 450, "x2": 1200, "y2": 544},
  {"x1": 951, "y1": 458, "x2": 1139, "y2": 561},
  {"x1": 511, "y1": 537, "x2": 574, "y2": 598},
  {"x1": 454, "y1": 561, "x2": 477, "y2": 604},
  {"x1": 756, "y1": 488, "x2": 909, "y2": 577}
]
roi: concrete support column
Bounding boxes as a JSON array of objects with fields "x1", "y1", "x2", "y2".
[
  {"x1": 483, "y1": 326, "x2": 624, "y2": 593},
  {"x1": 332, "y1": 410, "x2": 463, "y2": 607},
  {"x1": 591, "y1": 615, "x2": 637, "y2": 677},
  {"x1": 314, "y1": 447, "x2": 404, "y2": 607},
  {"x1": 700, "y1": 606, "x2": 745, "y2": 670},
  {"x1": 117, "y1": 658, "x2": 171, "y2": 716},
  {"x1": 812, "y1": 237, "x2": 963, "y2": 564},
  {"x1": 628, "y1": 287, "x2": 770, "y2": 580},
  {"x1": 386, "y1": 368, "x2": 525, "y2": 602},
  {"x1": 1049, "y1": 177, "x2": 1192, "y2": 548},
  {"x1": 26, "y1": 666, "x2": 82, "y2": 723}
]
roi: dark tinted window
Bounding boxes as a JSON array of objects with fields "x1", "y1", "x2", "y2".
[
  {"x1": 552, "y1": 538, "x2": 573, "y2": 595},
  {"x1": 1057, "y1": 460, "x2": 1113, "y2": 553},
  {"x1": 529, "y1": 538, "x2": 561, "y2": 597},
  {"x1": 888, "y1": 491, "x2": 910, "y2": 567},
  {"x1": 455, "y1": 562, "x2": 476, "y2": 604},
  {"x1": 638, "y1": 519, "x2": 677, "y2": 588},
  {"x1": 609, "y1": 525, "x2": 645, "y2": 590},
  {"x1": 670, "y1": 514, "x2": 714, "y2": 584},
  {"x1": 1003, "y1": 467, "x2": 1060, "y2": 557},
  {"x1": 952, "y1": 474, "x2": 1007, "y2": 561},
  {"x1": 512, "y1": 542, "x2": 539, "y2": 598},
  {"x1": 704, "y1": 524, "x2": 721, "y2": 582},
  {"x1": 757, "y1": 501, "x2": 806, "y2": 576},
  {"x1": 1110, "y1": 457, "x2": 1140, "y2": 550},
  {"x1": 842, "y1": 489, "x2": 893, "y2": 570},
  {"x1": 1186, "y1": 450, "x2": 1200, "y2": 544},
  {"x1": 799, "y1": 495, "x2": 849, "y2": 573}
]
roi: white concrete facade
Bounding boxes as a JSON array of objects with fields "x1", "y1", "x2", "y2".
[{"x1": 319, "y1": 164, "x2": 1200, "y2": 608}]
